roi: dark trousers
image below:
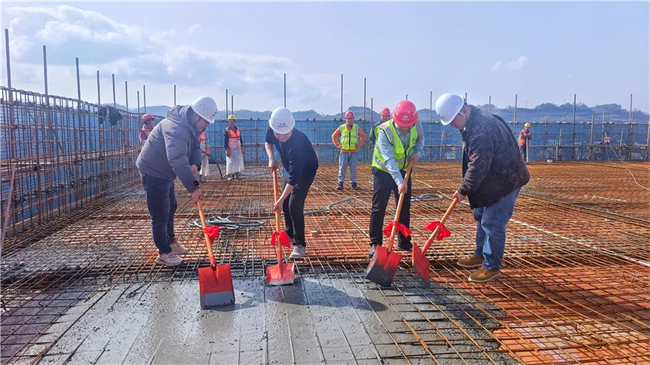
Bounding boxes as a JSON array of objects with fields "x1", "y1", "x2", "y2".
[
  {"x1": 282, "y1": 172, "x2": 316, "y2": 246},
  {"x1": 141, "y1": 174, "x2": 177, "y2": 254},
  {"x1": 369, "y1": 168, "x2": 412, "y2": 247}
]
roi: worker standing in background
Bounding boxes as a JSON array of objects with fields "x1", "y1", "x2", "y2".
[
  {"x1": 435, "y1": 93, "x2": 529, "y2": 283},
  {"x1": 369, "y1": 107, "x2": 392, "y2": 145},
  {"x1": 518, "y1": 122, "x2": 532, "y2": 162},
  {"x1": 138, "y1": 114, "x2": 155, "y2": 145},
  {"x1": 224, "y1": 114, "x2": 245, "y2": 180},
  {"x1": 332, "y1": 110, "x2": 366, "y2": 190},
  {"x1": 265, "y1": 107, "x2": 319, "y2": 260},
  {"x1": 199, "y1": 131, "x2": 210, "y2": 182},
  {"x1": 368, "y1": 101, "x2": 424, "y2": 258},
  {"x1": 136, "y1": 96, "x2": 217, "y2": 266}
]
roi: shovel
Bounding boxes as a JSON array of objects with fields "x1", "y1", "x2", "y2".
[
  {"x1": 365, "y1": 165, "x2": 413, "y2": 287},
  {"x1": 197, "y1": 199, "x2": 235, "y2": 308},
  {"x1": 266, "y1": 169, "x2": 295, "y2": 286},
  {"x1": 412, "y1": 197, "x2": 458, "y2": 281}
]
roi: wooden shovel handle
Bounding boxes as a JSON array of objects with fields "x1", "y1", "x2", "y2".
[
  {"x1": 387, "y1": 164, "x2": 413, "y2": 251},
  {"x1": 272, "y1": 169, "x2": 283, "y2": 263},
  {"x1": 197, "y1": 199, "x2": 216, "y2": 268},
  {"x1": 421, "y1": 197, "x2": 458, "y2": 253}
]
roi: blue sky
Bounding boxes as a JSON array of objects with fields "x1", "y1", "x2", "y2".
[{"x1": 2, "y1": 1, "x2": 649, "y2": 113}]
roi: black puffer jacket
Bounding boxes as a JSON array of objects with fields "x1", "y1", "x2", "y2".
[{"x1": 458, "y1": 106, "x2": 530, "y2": 208}]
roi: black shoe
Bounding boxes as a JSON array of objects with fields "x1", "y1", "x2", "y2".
[
  {"x1": 368, "y1": 244, "x2": 378, "y2": 258},
  {"x1": 397, "y1": 242, "x2": 412, "y2": 252},
  {"x1": 336, "y1": 183, "x2": 343, "y2": 190},
  {"x1": 351, "y1": 183, "x2": 361, "y2": 191}
]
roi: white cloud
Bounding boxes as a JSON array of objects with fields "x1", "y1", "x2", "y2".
[
  {"x1": 187, "y1": 23, "x2": 202, "y2": 35},
  {"x1": 491, "y1": 56, "x2": 529, "y2": 72}
]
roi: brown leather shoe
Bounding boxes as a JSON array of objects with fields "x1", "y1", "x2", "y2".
[
  {"x1": 457, "y1": 254, "x2": 483, "y2": 268},
  {"x1": 468, "y1": 266, "x2": 501, "y2": 283}
]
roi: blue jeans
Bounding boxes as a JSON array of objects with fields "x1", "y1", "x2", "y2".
[
  {"x1": 473, "y1": 188, "x2": 520, "y2": 271},
  {"x1": 338, "y1": 151, "x2": 358, "y2": 184},
  {"x1": 141, "y1": 174, "x2": 177, "y2": 254}
]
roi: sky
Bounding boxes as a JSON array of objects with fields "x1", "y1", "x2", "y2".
[{"x1": 1, "y1": 1, "x2": 649, "y2": 114}]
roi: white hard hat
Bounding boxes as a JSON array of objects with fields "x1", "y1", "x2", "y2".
[
  {"x1": 190, "y1": 96, "x2": 218, "y2": 124},
  {"x1": 269, "y1": 107, "x2": 295, "y2": 135},
  {"x1": 435, "y1": 93, "x2": 465, "y2": 126}
]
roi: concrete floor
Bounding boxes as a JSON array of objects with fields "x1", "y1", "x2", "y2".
[{"x1": 25, "y1": 273, "x2": 516, "y2": 365}]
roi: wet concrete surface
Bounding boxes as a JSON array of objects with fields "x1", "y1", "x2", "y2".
[{"x1": 12, "y1": 272, "x2": 516, "y2": 365}]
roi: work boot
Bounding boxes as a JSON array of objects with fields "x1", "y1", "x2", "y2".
[
  {"x1": 468, "y1": 266, "x2": 501, "y2": 283},
  {"x1": 155, "y1": 252, "x2": 183, "y2": 266},
  {"x1": 397, "y1": 241, "x2": 412, "y2": 252},
  {"x1": 368, "y1": 244, "x2": 378, "y2": 258},
  {"x1": 457, "y1": 254, "x2": 484, "y2": 269},
  {"x1": 170, "y1": 239, "x2": 189, "y2": 255},
  {"x1": 289, "y1": 244, "x2": 306, "y2": 259},
  {"x1": 227, "y1": 174, "x2": 233, "y2": 181},
  {"x1": 351, "y1": 183, "x2": 361, "y2": 191},
  {"x1": 236, "y1": 172, "x2": 242, "y2": 180},
  {"x1": 336, "y1": 182, "x2": 344, "y2": 190}
]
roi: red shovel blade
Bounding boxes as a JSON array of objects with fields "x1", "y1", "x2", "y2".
[
  {"x1": 365, "y1": 245, "x2": 402, "y2": 287},
  {"x1": 198, "y1": 264, "x2": 235, "y2": 308},
  {"x1": 266, "y1": 262, "x2": 295, "y2": 286},
  {"x1": 411, "y1": 242, "x2": 430, "y2": 281}
]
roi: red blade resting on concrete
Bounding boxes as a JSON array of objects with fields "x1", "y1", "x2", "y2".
[{"x1": 412, "y1": 197, "x2": 458, "y2": 281}]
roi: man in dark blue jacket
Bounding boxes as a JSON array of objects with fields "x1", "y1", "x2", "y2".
[
  {"x1": 136, "y1": 96, "x2": 218, "y2": 266},
  {"x1": 265, "y1": 107, "x2": 319, "y2": 260},
  {"x1": 436, "y1": 93, "x2": 530, "y2": 283}
]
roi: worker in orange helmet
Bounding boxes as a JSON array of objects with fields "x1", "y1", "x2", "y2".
[
  {"x1": 224, "y1": 114, "x2": 245, "y2": 180},
  {"x1": 138, "y1": 114, "x2": 155, "y2": 145}
]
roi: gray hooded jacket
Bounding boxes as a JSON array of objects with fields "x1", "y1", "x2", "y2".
[{"x1": 136, "y1": 105, "x2": 202, "y2": 192}]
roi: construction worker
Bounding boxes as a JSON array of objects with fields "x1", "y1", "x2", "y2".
[
  {"x1": 368, "y1": 100, "x2": 424, "y2": 258},
  {"x1": 332, "y1": 110, "x2": 366, "y2": 190},
  {"x1": 435, "y1": 93, "x2": 530, "y2": 283},
  {"x1": 138, "y1": 114, "x2": 155, "y2": 145},
  {"x1": 224, "y1": 114, "x2": 245, "y2": 180},
  {"x1": 199, "y1": 132, "x2": 210, "y2": 182},
  {"x1": 518, "y1": 122, "x2": 532, "y2": 162},
  {"x1": 136, "y1": 96, "x2": 218, "y2": 266},
  {"x1": 265, "y1": 107, "x2": 319, "y2": 260},
  {"x1": 369, "y1": 107, "x2": 392, "y2": 145}
]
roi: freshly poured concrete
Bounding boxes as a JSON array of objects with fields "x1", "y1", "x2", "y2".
[{"x1": 27, "y1": 273, "x2": 516, "y2": 365}]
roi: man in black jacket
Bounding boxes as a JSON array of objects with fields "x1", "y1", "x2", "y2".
[
  {"x1": 265, "y1": 107, "x2": 319, "y2": 260},
  {"x1": 435, "y1": 93, "x2": 530, "y2": 283}
]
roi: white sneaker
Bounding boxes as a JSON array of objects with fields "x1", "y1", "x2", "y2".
[
  {"x1": 156, "y1": 252, "x2": 183, "y2": 266},
  {"x1": 289, "y1": 245, "x2": 305, "y2": 259},
  {"x1": 170, "y1": 240, "x2": 189, "y2": 255}
]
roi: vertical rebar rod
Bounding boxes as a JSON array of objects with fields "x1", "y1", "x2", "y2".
[
  {"x1": 514, "y1": 94, "x2": 517, "y2": 124},
  {"x1": 173, "y1": 84, "x2": 176, "y2": 106},
  {"x1": 231, "y1": 95, "x2": 234, "y2": 114},
  {"x1": 74, "y1": 58, "x2": 82, "y2": 206},
  {"x1": 5, "y1": 29, "x2": 12, "y2": 90},
  {"x1": 283, "y1": 73, "x2": 287, "y2": 108},
  {"x1": 225, "y1": 89, "x2": 229, "y2": 118},
  {"x1": 488, "y1": 96, "x2": 492, "y2": 113},
  {"x1": 137, "y1": 91, "x2": 140, "y2": 114},
  {"x1": 589, "y1": 114, "x2": 594, "y2": 160},
  {"x1": 143, "y1": 85, "x2": 147, "y2": 113},
  {"x1": 572, "y1": 93, "x2": 577, "y2": 159},
  {"x1": 340, "y1": 73, "x2": 343, "y2": 117},
  {"x1": 363, "y1": 77, "x2": 366, "y2": 122},
  {"x1": 628, "y1": 94, "x2": 633, "y2": 160}
]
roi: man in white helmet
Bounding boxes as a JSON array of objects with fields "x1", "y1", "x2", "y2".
[
  {"x1": 435, "y1": 93, "x2": 529, "y2": 283},
  {"x1": 136, "y1": 96, "x2": 218, "y2": 266},
  {"x1": 265, "y1": 107, "x2": 319, "y2": 259}
]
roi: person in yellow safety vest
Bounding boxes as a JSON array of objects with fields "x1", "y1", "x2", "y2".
[
  {"x1": 332, "y1": 110, "x2": 366, "y2": 190},
  {"x1": 199, "y1": 132, "x2": 211, "y2": 182},
  {"x1": 368, "y1": 100, "x2": 424, "y2": 258},
  {"x1": 223, "y1": 114, "x2": 245, "y2": 180},
  {"x1": 518, "y1": 123, "x2": 532, "y2": 162},
  {"x1": 369, "y1": 107, "x2": 392, "y2": 145}
]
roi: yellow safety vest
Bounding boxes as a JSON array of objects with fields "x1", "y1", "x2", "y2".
[
  {"x1": 339, "y1": 124, "x2": 359, "y2": 151},
  {"x1": 372, "y1": 120, "x2": 417, "y2": 172}
]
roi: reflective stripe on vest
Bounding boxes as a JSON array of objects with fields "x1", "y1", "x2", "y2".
[
  {"x1": 372, "y1": 120, "x2": 417, "y2": 173},
  {"x1": 227, "y1": 128, "x2": 241, "y2": 148},
  {"x1": 518, "y1": 130, "x2": 530, "y2": 146},
  {"x1": 339, "y1": 124, "x2": 359, "y2": 151}
]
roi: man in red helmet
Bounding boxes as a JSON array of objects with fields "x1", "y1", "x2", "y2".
[
  {"x1": 332, "y1": 110, "x2": 366, "y2": 190},
  {"x1": 368, "y1": 101, "x2": 424, "y2": 258},
  {"x1": 369, "y1": 107, "x2": 392, "y2": 145},
  {"x1": 138, "y1": 114, "x2": 155, "y2": 145}
]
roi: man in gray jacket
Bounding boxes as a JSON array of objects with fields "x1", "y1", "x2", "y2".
[{"x1": 136, "y1": 96, "x2": 218, "y2": 266}]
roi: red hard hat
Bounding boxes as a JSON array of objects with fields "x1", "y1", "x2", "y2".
[
  {"x1": 380, "y1": 107, "x2": 391, "y2": 117},
  {"x1": 345, "y1": 110, "x2": 354, "y2": 119},
  {"x1": 141, "y1": 113, "x2": 154, "y2": 123},
  {"x1": 393, "y1": 100, "x2": 418, "y2": 128}
]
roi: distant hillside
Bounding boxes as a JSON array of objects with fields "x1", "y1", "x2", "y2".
[{"x1": 112, "y1": 102, "x2": 649, "y2": 124}]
